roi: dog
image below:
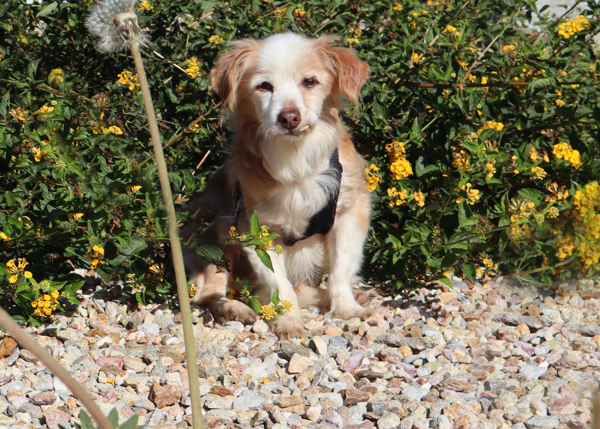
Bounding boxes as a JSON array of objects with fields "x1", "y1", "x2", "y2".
[{"x1": 184, "y1": 32, "x2": 372, "y2": 338}]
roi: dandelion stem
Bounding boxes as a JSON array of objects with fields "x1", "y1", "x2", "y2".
[
  {"x1": 0, "y1": 306, "x2": 115, "y2": 429},
  {"x1": 130, "y1": 42, "x2": 205, "y2": 429}
]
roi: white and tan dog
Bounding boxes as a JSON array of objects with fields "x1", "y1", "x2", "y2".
[{"x1": 184, "y1": 33, "x2": 372, "y2": 338}]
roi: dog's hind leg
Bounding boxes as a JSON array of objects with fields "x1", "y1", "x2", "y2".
[
  {"x1": 325, "y1": 196, "x2": 373, "y2": 320},
  {"x1": 186, "y1": 220, "x2": 257, "y2": 325}
]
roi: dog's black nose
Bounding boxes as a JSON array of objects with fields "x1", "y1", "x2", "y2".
[{"x1": 278, "y1": 110, "x2": 301, "y2": 129}]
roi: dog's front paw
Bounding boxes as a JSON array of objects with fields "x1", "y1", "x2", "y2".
[
  {"x1": 329, "y1": 301, "x2": 373, "y2": 320},
  {"x1": 274, "y1": 314, "x2": 306, "y2": 339},
  {"x1": 217, "y1": 299, "x2": 258, "y2": 324}
]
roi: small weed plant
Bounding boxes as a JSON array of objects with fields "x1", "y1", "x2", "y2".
[{"x1": 1, "y1": 0, "x2": 600, "y2": 322}]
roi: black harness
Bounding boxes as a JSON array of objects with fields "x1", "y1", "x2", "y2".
[{"x1": 233, "y1": 147, "x2": 343, "y2": 247}]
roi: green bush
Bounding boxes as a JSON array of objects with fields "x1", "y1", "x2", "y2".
[{"x1": 1, "y1": 0, "x2": 599, "y2": 323}]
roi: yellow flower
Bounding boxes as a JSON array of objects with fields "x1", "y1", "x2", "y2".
[
  {"x1": 126, "y1": 185, "x2": 142, "y2": 194},
  {"x1": 33, "y1": 147, "x2": 49, "y2": 162},
  {"x1": 365, "y1": 165, "x2": 381, "y2": 192},
  {"x1": 452, "y1": 150, "x2": 471, "y2": 171},
  {"x1": 393, "y1": 3, "x2": 403, "y2": 11},
  {"x1": 443, "y1": 25, "x2": 457, "y2": 33},
  {"x1": 531, "y1": 166, "x2": 547, "y2": 180},
  {"x1": 481, "y1": 76, "x2": 488, "y2": 85},
  {"x1": 24, "y1": 271, "x2": 33, "y2": 278},
  {"x1": 10, "y1": 107, "x2": 29, "y2": 122},
  {"x1": 139, "y1": 1, "x2": 153, "y2": 10},
  {"x1": 68, "y1": 213, "x2": 84, "y2": 221},
  {"x1": 101, "y1": 125, "x2": 123, "y2": 135},
  {"x1": 274, "y1": 7, "x2": 286, "y2": 15},
  {"x1": 280, "y1": 300, "x2": 294, "y2": 314},
  {"x1": 347, "y1": 38, "x2": 360, "y2": 45},
  {"x1": 388, "y1": 188, "x2": 408, "y2": 206},
  {"x1": 261, "y1": 305, "x2": 277, "y2": 320},
  {"x1": 48, "y1": 69, "x2": 63, "y2": 87},
  {"x1": 9, "y1": 275, "x2": 18, "y2": 283},
  {"x1": 555, "y1": 99, "x2": 565, "y2": 107},
  {"x1": 1, "y1": 232, "x2": 13, "y2": 248},
  {"x1": 410, "y1": 53, "x2": 424, "y2": 64},
  {"x1": 189, "y1": 283, "x2": 198, "y2": 298},
  {"x1": 413, "y1": 191, "x2": 425, "y2": 208},
  {"x1": 553, "y1": 142, "x2": 582, "y2": 168},
  {"x1": 390, "y1": 157, "x2": 413, "y2": 180},
  {"x1": 294, "y1": 8, "x2": 306, "y2": 16},
  {"x1": 208, "y1": 35, "x2": 224, "y2": 44},
  {"x1": 503, "y1": 45, "x2": 515, "y2": 52},
  {"x1": 408, "y1": 22, "x2": 417, "y2": 28},
  {"x1": 51, "y1": 290, "x2": 59, "y2": 299},
  {"x1": 557, "y1": 15, "x2": 590, "y2": 39},
  {"x1": 185, "y1": 57, "x2": 201, "y2": 79}
]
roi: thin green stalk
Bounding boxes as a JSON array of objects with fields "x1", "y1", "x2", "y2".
[
  {"x1": 0, "y1": 307, "x2": 115, "y2": 429},
  {"x1": 130, "y1": 43, "x2": 205, "y2": 429}
]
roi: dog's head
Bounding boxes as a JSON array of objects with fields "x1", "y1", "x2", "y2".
[{"x1": 210, "y1": 33, "x2": 369, "y2": 139}]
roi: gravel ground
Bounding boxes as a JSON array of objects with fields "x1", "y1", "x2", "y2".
[{"x1": 1, "y1": 276, "x2": 600, "y2": 429}]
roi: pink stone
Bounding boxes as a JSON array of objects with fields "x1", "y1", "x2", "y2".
[
  {"x1": 287, "y1": 353, "x2": 314, "y2": 374},
  {"x1": 340, "y1": 353, "x2": 364, "y2": 372},
  {"x1": 548, "y1": 396, "x2": 576, "y2": 415},
  {"x1": 97, "y1": 356, "x2": 124, "y2": 369}
]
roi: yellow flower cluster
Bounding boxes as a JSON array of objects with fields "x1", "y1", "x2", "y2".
[
  {"x1": 393, "y1": 3, "x2": 403, "y2": 11},
  {"x1": 48, "y1": 69, "x2": 63, "y2": 87},
  {"x1": 101, "y1": 125, "x2": 123, "y2": 135},
  {"x1": 116, "y1": 71, "x2": 140, "y2": 90},
  {"x1": 510, "y1": 223, "x2": 534, "y2": 241},
  {"x1": 31, "y1": 291, "x2": 60, "y2": 318},
  {"x1": 147, "y1": 263, "x2": 164, "y2": 282},
  {"x1": 555, "y1": 235, "x2": 576, "y2": 259},
  {"x1": 280, "y1": 300, "x2": 294, "y2": 313},
  {"x1": 386, "y1": 141, "x2": 413, "y2": 180},
  {"x1": 68, "y1": 212, "x2": 84, "y2": 221},
  {"x1": 413, "y1": 191, "x2": 425, "y2": 208},
  {"x1": 365, "y1": 164, "x2": 381, "y2": 192},
  {"x1": 188, "y1": 283, "x2": 198, "y2": 298},
  {"x1": 557, "y1": 15, "x2": 591, "y2": 39},
  {"x1": 139, "y1": 1, "x2": 153, "y2": 10},
  {"x1": 208, "y1": 35, "x2": 225, "y2": 44},
  {"x1": 484, "y1": 159, "x2": 496, "y2": 179},
  {"x1": 185, "y1": 57, "x2": 201, "y2": 79},
  {"x1": 32, "y1": 146, "x2": 49, "y2": 162},
  {"x1": 347, "y1": 38, "x2": 360, "y2": 45},
  {"x1": 555, "y1": 99, "x2": 565, "y2": 107},
  {"x1": 261, "y1": 305, "x2": 277, "y2": 320},
  {"x1": 274, "y1": 7, "x2": 286, "y2": 15},
  {"x1": 478, "y1": 121, "x2": 504, "y2": 134},
  {"x1": 294, "y1": 8, "x2": 306, "y2": 16},
  {"x1": 7, "y1": 258, "x2": 33, "y2": 284},
  {"x1": 503, "y1": 45, "x2": 516, "y2": 52},
  {"x1": 530, "y1": 166, "x2": 547, "y2": 181},
  {"x1": 10, "y1": 107, "x2": 29, "y2": 122},
  {"x1": 126, "y1": 185, "x2": 142, "y2": 193},
  {"x1": 442, "y1": 25, "x2": 460, "y2": 36},
  {"x1": 387, "y1": 187, "x2": 408, "y2": 207},
  {"x1": 482, "y1": 257, "x2": 498, "y2": 269},
  {"x1": 552, "y1": 142, "x2": 582, "y2": 168},
  {"x1": 452, "y1": 150, "x2": 471, "y2": 171},
  {"x1": 87, "y1": 245, "x2": 105, "y2": 270},
  {"x1": 509, "y1": 199, "x2": 535, "y2": 223},
  {"x1": 456, "y1": 183, "x2": 480, "y2": 205},
  {"x1": 411, "y1": 53, "x2": 425, "y2": 64},
  {"x1": 34, "y1": 105, "x2": 54, "y2": 119},
  {"x1": 547, "y1": 206, "x2": 559, "y2": 218},
  {"x1": 545, "y1": 182, "x2": 569, "y2": 202}
]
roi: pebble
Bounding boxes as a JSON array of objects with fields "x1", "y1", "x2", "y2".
[{"x1": 0, "y1": 278, "x2": 597, "y2": 428}]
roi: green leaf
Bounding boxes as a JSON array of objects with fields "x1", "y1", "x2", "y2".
[
  {"x1": 37, "y1": 1, "x2": 58, "y2": 17},
  {"x1": 437, "y1": 276, "x2": 453, "y2": 288},
  {"x1": 517, "y1": 188, "x2": 544, "y2": 205},
  {"x1": 247, "y1": 298, "x2": 262, "y2": 315},
  {"x1": 119, "y1": 235, "x2": 147, "y2": 256},
  {"x1": 463, "y1": 263, "x2": 476, "y2": 283},
  {"x1": 458, "y1": 202, "x2": 475, "y2": 227},
  {"x1": 255, "y1": 248, "x2": 274, "y2": 272},
  {"x1": 271, "y1": 288, "x2": 280, "y2": 305},
  {"x1": 118, "y1": 413, "x2": 139, "y2": 429},
  {"x1": 107, "y1": 408, "x2": 118, "y2": 427},
  {"x1": 250, "y1": 210, "x2": 261, "y2": 236},
  {"x1": 195, "y1": 244, "x2": 224, "y2": 264},
  {"x1": 78, "y1": 410, "x2": 94, "y2": 429}
]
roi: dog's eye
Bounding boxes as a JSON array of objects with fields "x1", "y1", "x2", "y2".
[
  {"x1": 257, "y1": 81, "x2": 274, "y2": 91},
  {"x1": 303, "y1": 77, "x2": 319, "y2": 88}
]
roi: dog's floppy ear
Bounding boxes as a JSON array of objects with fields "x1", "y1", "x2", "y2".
[
  {"x1": 210, "y1": 39, "x2": 260, "y2": 110},
  {"x1": 320, "y1": 38, "x2": 370, "y2": 108}
]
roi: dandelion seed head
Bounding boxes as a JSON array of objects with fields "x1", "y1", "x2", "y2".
[{"x1": 87, "y1": 0, "x2": 150, "y2": 52}]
